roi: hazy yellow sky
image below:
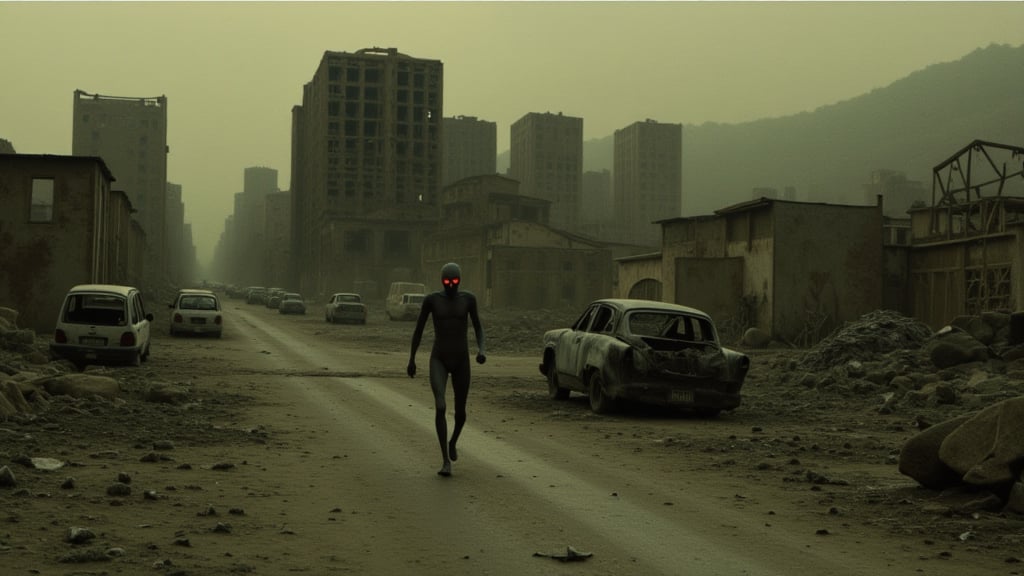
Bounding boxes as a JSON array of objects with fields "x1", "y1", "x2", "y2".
[{"x1": 2, "y1": 1, "x2": 1023, "y2": 265}]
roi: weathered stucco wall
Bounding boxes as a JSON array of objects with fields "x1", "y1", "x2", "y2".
[
  {"x1": 0, "y1": 156, "x2": 114, "y2": 333},
  {"x1": 615, "y1": 254, "x2": 662, "y2": 299},
  {"x1": 489, "y1": 245, "x2": 611, "y2": 309},
  {"x1": 772, "y1": 202, "x2": 883, "y2": 344}
]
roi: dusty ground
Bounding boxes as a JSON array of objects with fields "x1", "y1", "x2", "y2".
[{"x1": 1, "y1": 296, "x2": 1023, "y2": 575}]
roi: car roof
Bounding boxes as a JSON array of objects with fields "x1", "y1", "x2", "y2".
[
  {"x1": 67, "y1": 284, "x2": 139, "y2": 296},
  {"x1": 284, "y1": 292, "x2": 302, "y2": 298},
  {"x1": 178, "y1": 288, "x2": 216, "y2": 295},
  {"x1": 592, "y1": 298, "x2": 712, "y2": 318},
  {"x1": 332, "y1": 292, "x2": 359, "y2": 297}
]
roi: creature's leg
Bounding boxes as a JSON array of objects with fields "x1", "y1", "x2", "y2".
[
  {"x1": 429, "y1": 355, "x2": 452, "y2": 476},
  {"x1": 448, "y1": 355, "x2": 471, "y2": 462}
]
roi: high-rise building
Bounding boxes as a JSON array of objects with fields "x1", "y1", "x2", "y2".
[
  {"x1": 291, "y1": 47, "x2": 443, "y2": 296},
  {"x1": 442, "y1": 115, "x2": 496, "y2": 187},
  {"x1": 613, "y1": 119, "x2": 681, "y2": 247},
  {"x1": 71, "y1": 90, "x2": 169, "y2": 289},
  {"x1": 508, "y1": 112, "x2": 583, "y2": 232}
]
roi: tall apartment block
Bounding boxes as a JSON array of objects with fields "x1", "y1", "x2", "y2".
[
  {"x1": 71, "y1": 90, "x2": 169, "y2": 288},
  {"x1": 228, "y1": 166, "x2": 278, "y2": 286},
  {"x1": 508, "y1": 112, "x2": 583, "y2": 233},
  {"x1": 613, "y1": 119, "x2": 682, "y2": 247},
  {"x1": 442, "y1": 115, "x2": 496, "y2": 187},
  {"x1": 291, "y1": 48, "x2": 443, "y2": 296}
]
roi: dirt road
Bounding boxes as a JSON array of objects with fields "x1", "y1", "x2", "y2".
[{"x1": 2, "y1": 298, "x2": 1019, "y2": 575}]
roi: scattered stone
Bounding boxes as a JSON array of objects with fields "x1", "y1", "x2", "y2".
[
  {"x1": 211, "y1": 462, "x2": 235, "y2": 471},
  {"x1": 213, "y1": 522, "x2": 232, "y2": 533},
  {"x1": 106, "y1": 482, "x2": 131, "y2": 497},
  {"x1": 117, "y1": 472, "x2": 131, "y2": 484},
  {"x1": 0, "y1": 465, "x2": 16, "y2": 487},
  {"x1": 60, "y1": 477, "x2": 76, "y2": 489},
  {"x1": 65, "y1": 526, "x2": 96, "y2": 544},
  {"x1": 58, "y1": 548, "x2": 111, "y2": 563},
  {"x1": 153, "y1": 440, "x2": 175, "y2": 451}
]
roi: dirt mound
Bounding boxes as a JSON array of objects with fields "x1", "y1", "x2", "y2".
[{"x1": 798, "y1": 309, "x2": 934, "y2": 370}]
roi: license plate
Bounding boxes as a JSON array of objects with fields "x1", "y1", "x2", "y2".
[
  {"x1": 80, "y1": 336, "x2": 106, "y2": 346},
  {"x1": 190, "y1": 318, "x2": 206, "y2": 324},
  {"x1": 671, "y1": 389, "x2": 694, "y2": 403}
]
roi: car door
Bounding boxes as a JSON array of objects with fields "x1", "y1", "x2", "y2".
[
  {"x1": 133, "y1": 292, "x2": 151, "y2": 350},
  {"x1": 556, "y1": 304, "x2": 599, "y2": 387}
]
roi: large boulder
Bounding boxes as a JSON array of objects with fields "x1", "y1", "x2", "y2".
[
  {"x1": 0, "y1": 307, "x2": 18, "y2": 328},
  {"x1": 939, "y1": 396, "x2": 1024, "y2": 486},
  {"x1": 898, "y1": 414, "x2": 973, "y2": 489},
  {"x1": 34, "y1": 374, "x2": 121, "y2": 399},
  {"x1": 741, "y1": 327, "x2": 771, "y2": 349},
  {"x1": 926, "y1": 328, "x2": 989, "y2": 368}
]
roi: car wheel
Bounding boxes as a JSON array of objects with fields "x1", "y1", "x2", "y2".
[
  {"x1": 588, "y1": 371, "x2": 618, "y2": 414},
  {"x1": 547, "y1": 359, "x2": 570, "y2": 400},
  {"x1": 141, "y1": 342, "x2": 150, "y2": 361},
  {"x1": 130, "y1": 350, "x2": 142, "y2": 367}
]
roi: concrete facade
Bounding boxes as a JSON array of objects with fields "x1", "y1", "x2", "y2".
[
  {"x1": 442, "y1": 115, "x2": 496, "y2": 187},
  {"x1": 264, "y1": 191, "x2": 292, "y2": 290},
  {"x1": 71, "y1": 90, "x2": 168, "y2": 291},
  {"x1": 423, "y1": 174, "x2": 612, "y2": 309},
  {"x1": 0, "y1": 154, "x2": 144, "y2": 333},
  {"x1": 655, "y1": 198, "x2": 883, "y2": 345},
  {"x1": 613, "y1": 119, "x2": 682, "y2": 247},
  {"x1": 291, "y1": 48, "x2": 443, "y2": 298},
  {"x1": 508, "y1": 112, "x2": 583, "y2": 233}
]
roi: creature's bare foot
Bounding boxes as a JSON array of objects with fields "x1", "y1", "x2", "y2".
[
  {"x1": 437, "y1": 461, "x2": 452, "y2": 477},
  {"x1": 449, "y1": 440, "x2": 458, "y2": 462}
]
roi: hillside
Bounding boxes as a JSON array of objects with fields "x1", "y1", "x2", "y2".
[{"x1": 497, "y1": 43, "x2": 1024, "y2": 216}]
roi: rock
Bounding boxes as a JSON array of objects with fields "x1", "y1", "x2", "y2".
[
  {"x1": 898, "y1": 414, "x2": 972, "y2": 489},
  {"x1": 0, "y1": 307, "x2": 18, "y2": 327},
  {"x1": 1007, "y1": 482, "x2": 1024, "y2": 514},
  {"x1": 37, "y1": 374, "x2": 120, "y2": 399},
  {"x1": 106, "y1": 482, "x2": 131, "y2": 497},
  {"x1": 66, "y1": 526, "x2": 95, "y2": 544},
  {"x1": 940, "y1": 396, "x2": 1024, "y2": 486},
  {"x1": 951, "y1": 315, "x2": 995, "y2": 345},
  {"x1": 0, "y1": 465, "x2": 16, "y2": 487},
  {"x1": 0, "y1": 380, "x2": 31, "y2": 416},
  {"x1": 145, "y1": 384, "x2": 189, "y2": 405},
  {"x1": 927, "y1": 328, "x2": 989, "y2": 368},
  {"x1": 741, "y1": 327, "x2": 771, "y2": 349}
]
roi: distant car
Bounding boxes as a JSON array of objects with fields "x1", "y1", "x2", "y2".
[
  {"x1": 539, "y1": 298, "x2": 750, "y2": 416},
  {"x1": 386, "y1": 293, "x2": 424, "y2": 321},
  {"x1": 50, "y1": 284, "x2": 153, "y2": 368},
  {"x1": 324, "y1": 292, "x2": 367, "y2": 324},
  {"x1": 279, "y1": 293, "x2": 306, "y2": 315},
  {"x1": 246, "y1": 287, "x2": 267, "y2": 305},
  {"x1": 169, "y1": 289, "x2": 222, "y2": 338}
]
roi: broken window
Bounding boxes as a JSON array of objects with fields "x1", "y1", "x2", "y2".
[{"x1": 30, "y1": 178, "x2": 54, "y2": 222}]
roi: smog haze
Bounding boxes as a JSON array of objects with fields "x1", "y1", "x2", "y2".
[{"x1": 2, "y1": 1, "x2": 1023, "y2": 267}]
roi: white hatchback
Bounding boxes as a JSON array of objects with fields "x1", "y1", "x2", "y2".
[
  {"x1": 169, "y1": 289, "x2": 223, "y2": 337},
  {"x1": 51, "y1": 284, "x2": 153, "y2": 367}
]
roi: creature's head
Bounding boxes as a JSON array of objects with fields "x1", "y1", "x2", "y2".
[{"x1": 441, "y1": 262, "x2": 461, "y2": 297}]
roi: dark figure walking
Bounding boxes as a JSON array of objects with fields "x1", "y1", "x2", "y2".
[{"x1": 407, "y1": 262, "x2": 486, "y2": 476}]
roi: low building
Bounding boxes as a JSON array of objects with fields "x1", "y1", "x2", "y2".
[
  {"x1": 424, "y1": 174, "x2": 612, "y2": 309},
  {"x1": 0, "y1": 154, "x2": 144, "y2": 333},
  {"x1": 650, "y1": 197, "x2": 884, "y2": 345}
]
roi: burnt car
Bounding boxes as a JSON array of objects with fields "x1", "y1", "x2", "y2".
[{"x1": 539, "y1": 299, "x2": 750, "y2": 416}]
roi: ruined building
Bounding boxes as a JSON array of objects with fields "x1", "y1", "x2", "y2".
[
  {"x1": 71, "y1": 90, "x2": 169, "y2": 292},
  {"x1": 508, "y1": 112, "x2": 583, "y2": 234},
  {"x1": 613, "y1": 119, "x2": 682, "y2": 247},
  {"x1": 291, "y1": 48, "x2": 442, "y2": 297},
  {"x1": 442, "y1": 115, "x2": 496, "y2": 187}
]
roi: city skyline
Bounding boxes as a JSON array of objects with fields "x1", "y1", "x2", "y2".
[{"x1": 2, "y1": 2, "x2": 1023, "y2": 265}]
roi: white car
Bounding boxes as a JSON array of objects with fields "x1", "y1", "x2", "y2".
[
  {"x1": 50, "y1": 284, "x2": 153, "y2": 367},
  {"x1": 169, "y1": 289, "x2": 223, "y2": 338},
  {"x1": 324, "y1": 292, "x2": 367, "y2": 324}
]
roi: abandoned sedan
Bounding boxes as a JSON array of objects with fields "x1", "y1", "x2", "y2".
[{"x1": 539, "y1": 299, "x2": 750, "y2": 416}]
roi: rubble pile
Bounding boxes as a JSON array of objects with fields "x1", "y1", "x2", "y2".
[{"x1": 797, "y1": 309, "x2": 934, "y2": 371}]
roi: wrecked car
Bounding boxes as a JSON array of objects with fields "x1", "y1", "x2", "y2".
[{"x1": 539, "y1": 299, "x2": 750, "y2": 416}]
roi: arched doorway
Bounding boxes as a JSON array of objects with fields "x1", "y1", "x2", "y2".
[{"x1": 628, "y1": 278, "x2": 662, "y2": 301}]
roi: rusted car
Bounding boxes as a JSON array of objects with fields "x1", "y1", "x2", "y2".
[{"x1": 539, "y1": 299, "x2": 750, "y2": 416}]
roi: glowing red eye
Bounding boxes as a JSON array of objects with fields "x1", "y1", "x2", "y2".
[
  {"x1": 442, "y1": 279, "x2": 451, "y2": 285},
  {"x1": 452, "y1": 278, "x2": 459, "y2": 285}
]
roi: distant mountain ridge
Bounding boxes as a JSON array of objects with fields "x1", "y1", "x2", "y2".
[{"x1": 497, "y1": 43, "x2": 1024, "y2": 216}]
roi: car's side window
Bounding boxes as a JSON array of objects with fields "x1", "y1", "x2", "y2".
[
  {"x1": 589, "y1": 306, "x2": 614, "y2": 333},
  {"x1": 573, "y1": 306, "x2": 598, "y2": 331}
]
